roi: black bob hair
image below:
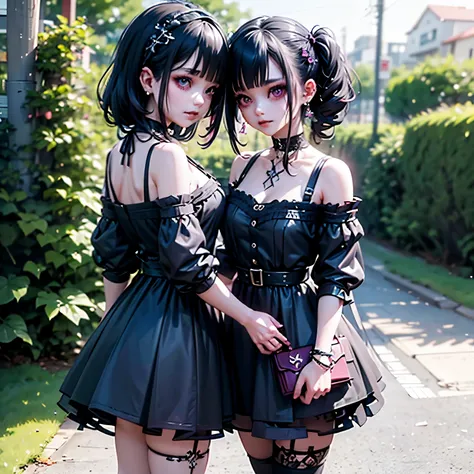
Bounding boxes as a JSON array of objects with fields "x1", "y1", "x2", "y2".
[
  {"x1": 225, "y1": 16, "x2": 356, "y2": 166},
  {"x1": 98, "y1": 0, "x2": 228, "y2": 147}
]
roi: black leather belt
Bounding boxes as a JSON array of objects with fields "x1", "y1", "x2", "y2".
[
  {"x1": 237, "y1": 267, "x2": 309, "y2": 287},
  {"x1": 141, "y1": 260, "x2": 166, "y2": 277}
]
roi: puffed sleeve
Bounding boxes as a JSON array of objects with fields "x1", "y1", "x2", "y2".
[
  {"x1": 215, "y1": 232, "x2": 237, "y2": 280},
  {"x1": 91, "y1": 198, "x2": 140, "y2": 283},
  {"x1": 157, "y1": 195, "x2": 219, "y2": 294},
  {"x1": 312, "y1": 198, "x2": 365, "y2": 304}
]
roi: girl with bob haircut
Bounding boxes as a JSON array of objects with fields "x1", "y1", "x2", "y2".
[
  {"x1": 219, "y1": 16, "x2": 386, "y2": 474},
  {"x1": 58, "y1": 3, "x2": 288, "y2": 474}
]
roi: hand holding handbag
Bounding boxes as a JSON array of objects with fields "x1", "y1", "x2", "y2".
[{"x1": 272, "y1": 336, "x2": 352, "y2": 397}]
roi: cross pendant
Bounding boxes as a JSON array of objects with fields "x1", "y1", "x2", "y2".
[{"x1": 263, "y1": 160, "x2": 283, "y2": 190}]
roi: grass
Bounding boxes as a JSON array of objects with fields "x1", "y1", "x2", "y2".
[
  {"x1": 0, "y1": 365, "x2": 67, "y2": 474},
  {"x1": 362, "y1": 240, "x2": 474, "y2": 309}
]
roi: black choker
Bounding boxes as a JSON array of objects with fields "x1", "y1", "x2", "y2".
[
  {"x1": 262, "y1": 133, "x2": 308, "y2": 190},
  {"x1": 271, "y1": 133, "x2": 308, "y2": 157}
]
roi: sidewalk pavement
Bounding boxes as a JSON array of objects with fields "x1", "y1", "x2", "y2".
[
  {"x1": 362, "y1": 252, "x2": 474, "y2": 392},
  {"x1": 25, "y1": 424, "x2": 253, "y2": 474},
  {"x1": 25, "y1": 257, "x2": 474, "y2": 473}
]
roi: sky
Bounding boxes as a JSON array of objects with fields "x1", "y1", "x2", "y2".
[{"x1": 235, "y1": 0, "x2": 474, "y2": 53}]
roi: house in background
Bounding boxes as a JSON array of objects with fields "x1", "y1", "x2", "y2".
[
  {"x1": 347, "y1": 35, "x2": 406, "y2": 70},
  {"x1": 443, "y1": 26, "x2": 474, "y2": 61},
  {"x1": 405, "y1": 5, "x2": 474, "y2": 64},
  {"x1": 347, "y1": 35, "x2": 377, "y2": 66}
]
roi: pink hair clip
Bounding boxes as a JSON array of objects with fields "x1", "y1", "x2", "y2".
[{"x1": 302, "y1": 48, "x2": 314, "y2": 64}]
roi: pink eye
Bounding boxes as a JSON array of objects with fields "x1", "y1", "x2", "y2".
[
  {"x1": 270, "y1": 85, "x2": 287, "y2": 99},
  {"x1": 236, "y1": 95, "x2": 252, "y2": 107}
]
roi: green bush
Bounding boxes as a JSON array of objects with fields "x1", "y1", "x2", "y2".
[
  {"x1": 390, "y1": 103, "x2": 474, "y2": 266},
  {"x1": 322, "y1": 124, "x2": 402, "y2": 194},
  {"x1": 187, "y1": 127, "x2": 269, "y2": 183},
  {"x1": 385, "y1": 56, "x2": 474, "y2": 120},
  {"x1": 362, "y1": 127, "x2": 405, "y2": 238},
  {"x1": 327, "y1": 107, "x2": 474, "y2": 269},
  {"x1": 0, "y1": 18, "x2": 115, "y2": 360}
]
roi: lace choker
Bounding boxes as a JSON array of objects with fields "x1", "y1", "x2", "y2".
[{"x1": 271, "y1": 133, "x2": 308, "y2": 157}]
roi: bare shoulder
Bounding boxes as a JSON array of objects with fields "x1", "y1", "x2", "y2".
[
  {"x1": 320, "y1": 157, "x2": 354, "y2": 204},
  {"x1": 148, "y1": 142, "x2": 190, "y2": 197},
  {"x1": 151, "y1": 141, "x2": 187, "y2": 166},
  {"x1": 229, "y1": 151, "x2": 256, "y2": 183},
  {"x1": 108, "y1": 141, "x2": 123, "y2": 160}
]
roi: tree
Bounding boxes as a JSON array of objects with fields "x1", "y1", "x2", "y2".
[
  {"x1": 354, "y1": 63, "x2": 375, "y2": 101},
  {"x1": 192, "y1": 0, "x2": 250, "y2": 33},
  {"x1": 45, "y1": 0, "x2": 143, "y2": 36}
]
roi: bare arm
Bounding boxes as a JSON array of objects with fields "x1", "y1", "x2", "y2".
[
  {"x1": 103, "y1": 279, "x2": 128, "y2": 318},
  {"x1": 154, "y1": 145, "x2": 289, "y2": 354},
  {"x1": 294, "y1": 158, "x2": 355, "y2": 402},
  {"x1": 314, "y1": 158, "x2": 354, "y2": 353}
]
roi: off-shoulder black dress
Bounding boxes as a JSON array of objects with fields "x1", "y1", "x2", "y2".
[
  {"x1": 219, "y1": 153, "x2": 385, "y2": 440},
  {"x1": 58, "y1": 141, "x2": 232, "y2": 440}
]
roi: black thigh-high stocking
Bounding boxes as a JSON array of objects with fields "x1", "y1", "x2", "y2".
[
  {"x1": 272, "y1": 439, "x2": 331, "y2": 474},
  {"x1": 235, "y1": 416, "x2": 273, "y2": 474},
  {"x1": 248, "y1": 454, "x2": 273, "y2": 474}
]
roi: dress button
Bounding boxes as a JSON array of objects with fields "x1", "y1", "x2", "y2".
[
  {"x1": 251, "y1": 220, "x2": 257, "y2": 227},
  {"x1": 251, "y1": 243, "x2": 257, "y2": 249}
]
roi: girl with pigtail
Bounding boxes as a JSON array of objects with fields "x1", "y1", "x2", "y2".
[
  {"x1": 57, "y1": 3, "x2": 290, "y2": 474},
  {"x1": 219, "y1": 16, "x2": 386, "y2": 474}
]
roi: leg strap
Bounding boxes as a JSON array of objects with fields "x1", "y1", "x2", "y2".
[
  {"x1": 147, "y1": 440, "x2": 209, "y2": 472},
  {"x1": 248, "y1": 454, "x2": 273, "y2": 474},
  {"x1": 272, "y1": 440, "x2": 330, "y2": 472}
]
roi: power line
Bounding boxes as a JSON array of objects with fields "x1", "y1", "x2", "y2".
[{"x1": 384, "y1": 0, "x2": 401, "y2": 12}]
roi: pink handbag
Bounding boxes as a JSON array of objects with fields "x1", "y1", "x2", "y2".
[{"x1": 272, "y1": 336, "x2": 352, "y2": 397}]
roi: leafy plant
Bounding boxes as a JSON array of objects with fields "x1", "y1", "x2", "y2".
[
  {"x1": 393, "y1": 103, "x2": 474, "y2": 265},
  {"x1": 0, "y1": 18, "x2": 114, "y2": 360},
  {"x1": 385, "y1": 56, "x2": 474, "y2": 120},
  {"x1": 362, "y1": 127, "x2": 405, "y2": 238},
  {"x1": 332, "y1": 104, "x2": 474, "y2": 269}
]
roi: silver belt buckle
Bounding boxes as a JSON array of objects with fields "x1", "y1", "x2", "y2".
[{"x1": 249, "y1": 268, "x2": 264, "y2": 287}]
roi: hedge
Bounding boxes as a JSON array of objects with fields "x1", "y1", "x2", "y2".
[
  {"x1": 331, "y1": 104, "x2": 474, "y2": 269},
  {"x1": 392, "y1": 103, "x2": 474, "y2": 265},
  {"x1": 319, "y1": 124, "x2": 403, "y2": 195}
]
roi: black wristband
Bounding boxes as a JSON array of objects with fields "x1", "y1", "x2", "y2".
[{"x1": 310, "y1": 348, "x2": 333, "y2": 358}]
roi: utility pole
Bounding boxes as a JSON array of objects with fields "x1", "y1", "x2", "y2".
[
  {"x1": 341, "y1": 26, "x2": 347, "y2": 55},
  {"x1": 62, "y1": 0, "x2": 77, "y2": 25},
  {"x1": 6, "y1": 0, "x2": 40, "y2": 192},
  {"x1": 372, "y1": 0, "x2": 384, "y2": 141}
]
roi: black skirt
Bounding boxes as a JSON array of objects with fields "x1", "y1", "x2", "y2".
[
  {"x1": 225, "y1": 279, "x2": 385, "y2": 440},
  {"x1": 59, "y1": 273, "x2": 233, "y2": 440}
]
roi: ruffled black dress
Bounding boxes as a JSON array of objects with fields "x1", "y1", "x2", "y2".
[
  {"x1": 219, "y1": 153, "x2": 385, "y2": 440},
  {"x1": 58, "y1": 141, "x2": 232, "y2": 440}
]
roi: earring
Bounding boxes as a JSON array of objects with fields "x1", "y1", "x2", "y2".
[
  {"x1": 305, "y1": 101, "x2": 314, "y2": 119},
  {"x1": 145, "y1": 91, "x2": 151, "y2": 96},
  {"x1": 239, "y1": 121, "x2": 247, "y2": 134}
]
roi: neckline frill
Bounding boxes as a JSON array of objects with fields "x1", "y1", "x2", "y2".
[
  {"x1": 228, "y1": 185, "x2": 361, "y2": 217},
  {"x1": 102, "y1": 178, "x2": 221, "y2": 213}
]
